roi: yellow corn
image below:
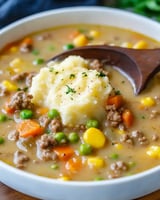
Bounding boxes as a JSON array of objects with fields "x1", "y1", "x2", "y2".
[
  {"x1": 9, "y1": 58, "x2": 22, "y2": 67},
  {"x1": 121, "y1": 42, "x2": 132, "y2": 48},
  {"x1": 146, "y1": 145, "x2": 160, "y2": 158},
  {"x1": 87, "y1": 157, "x2": 105, "y2": 169},
  {"x1": 89, "y1": 30, "x2": 100, "y2": 38},
  {"x1": 2, "y1": 80, "x2": 17, "y2": 91},
  {"x1": 73, "y1": 34, "x2": 88, "y2": 47},
  {"x1": 114, "y1": 143, "x2": 123, "y2": 150},
  {"x1": 115, "y1": 128, "x2": 126, "y2": 135},
  {"x1": 9, "y1": 46, "x2": 18, "y2": 53},
  {"x1": 58, "y1": 175, "x2": 70, "y2": 181},
  {"x1": 83, "y1": 127, "x2": 106, "y2": 148},
  {"x1": 133, "y1": 40, "x2": 148, "y2": 49},
  {"x1": 140, "y1": 97, "x2": 155, "y2": 107}
]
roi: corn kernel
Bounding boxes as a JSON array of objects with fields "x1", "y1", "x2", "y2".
[
  {"x1": 9, "y1": 46, "x2": 18, "y2": 53},
  {"x1": 2, "y1": 80, "x2": 17, "y2": 91},
  {"x1": 9, "y1": 58, "x2": 22, "y2": 68},
  {"x1": 133, "y1": 40, "x2": 148, "y2": 49},
  {"x1": 83, "y1": 127, "x2": 106, "y2": 148},
  {"x1": 58, "y1": 175, "x2": 70, "y2": 181},
  {"x1": 87, "y1": 157, "x2": 105, "y2": 169},
  {"x1": 114, "y1": 143, "x2": 123, "y2": 150},
  {"x1": 140, "y1": 97, "x2": 155, "y2": 107},
  {"x1": 121, "y1": 42, "x2": 132, "y2": 48},
  {"x1": 146, "y1": 145, "x2": 160, "y2": 158},
  {"x1": 73, "y1": 34, "x2": 88, "y2": 47},
  {"x1": 115, "y1": 129, "x2": 126, "y2": 135},
  {"x1": 89, "y1": 30, "x2": 100, "y2": 38}
]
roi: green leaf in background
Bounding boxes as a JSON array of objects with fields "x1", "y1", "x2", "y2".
[{"x1": 114, "y1": 0, "x2": 160, "y2": 21}]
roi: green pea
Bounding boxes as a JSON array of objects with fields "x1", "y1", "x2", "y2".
[
  {"x1": 54, "y1": 132, "x2": 68, "y2": 144},
  {"x1": 63, "y1": 43, "x2": 75, "y2": 50},
  {"x1": 86, "y1": 119, "x2": 99, "y2": 129},
  {"x1": 0, "y1": 114, "x2": 7, "y2": 122},
  {"x1": 20, "y1": 109, "x2": 33, "y2": 119},
  {"x1": 48, "y1": 109, "x2": 60, "y2": 119},
  {"x1": 109, "y1": 153, "x2": 119, "y2": 160},
  {"x1": 68, "y1": 132, "x2": 79, "y2": 143},
  {"x1": 94, "y1": 177, "x2": 104, "y2": 181},
  {"x1": 51, "y1": 163, "x2": 59, "y2": 170},
  {"x1": 0, "y1": 137, "x2": 5, "y2": 144},
  {"x1": 33, "y1": 58, "x2": 44, "y2": 65},
  {"x1": 79, "y1": 143, "x2": 92, "y2": 155}
]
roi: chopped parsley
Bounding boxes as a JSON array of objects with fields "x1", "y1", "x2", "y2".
[
  {"x1": 114, "y1": 90, "x2": 121, "y2": 95},
  {"x1": 69, "y1": 74, "x2": 76, "y2": 79},
  {"x1": 32, "y1": 49, "x2": 40, "y2": 56},
  {"x1": 65, "y1": 85, "x2": 76, "y2": 94},
  {"x1": 82, "y1": 72, "x2": 87, "y2": 77},
  {"x1": 17, "y1": 87, "x2": 28, "y2": 92},
  {"x1": 96, "y1": 71, "x2": 106, "y2": 77}
]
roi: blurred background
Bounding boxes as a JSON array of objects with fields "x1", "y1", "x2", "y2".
[{"x1": 1, "y1": 0, "x2": 160, "y2": 29}]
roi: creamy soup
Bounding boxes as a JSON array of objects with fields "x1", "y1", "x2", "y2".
[{"x1": 0, "y1": 24, "x2": 160, "y2": 181}]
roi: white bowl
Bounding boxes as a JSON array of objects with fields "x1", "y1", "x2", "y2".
[{"x1": 1, "y1": 6, "x2": 160, "y2": 200}]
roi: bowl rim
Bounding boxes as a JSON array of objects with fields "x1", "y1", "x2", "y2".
[{"x1": 0, "y1": 6, "x2": 160, "y2": 187}]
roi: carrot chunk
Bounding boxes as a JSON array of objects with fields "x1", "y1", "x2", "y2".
[
  {"x1": 17, "y1": 119, "x2": 44, "y2": 137},
  {"x1": 65, "y1": 156, "x2": 82, "y2": 173},
  {"x1": 122, "y1": 109, "x2": 134, "y2": 128},
  {"x1": 53, "y1": 146, "x2": 74, "y2": 161},
  {"x1": 21, "y1": 37, "x2": 33, "y2": 46},
  {"x1": 107, "y1": 95, "x2": 124, "y2": 108}
]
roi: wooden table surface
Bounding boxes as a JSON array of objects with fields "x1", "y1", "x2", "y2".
[{"x1": 0, "y1": 182, "x2": 160, "y2": 200}]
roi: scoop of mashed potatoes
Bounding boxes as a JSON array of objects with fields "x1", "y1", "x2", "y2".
[{"x1": 30, "y1": 56, "x2": 112, "y2": 126}]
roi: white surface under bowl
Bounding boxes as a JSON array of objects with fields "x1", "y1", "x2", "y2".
[{"x1": 0, "y1": 6, "x2": 160, "y2": 200}]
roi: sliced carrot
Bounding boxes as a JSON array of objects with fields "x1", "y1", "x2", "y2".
[
  {"x1": 4, "y1": 102, "x2": 15, "y2": 114},
  {"x1": 65, "y1": 156, "x2": 82, "y2": 173},
  {"x1": 53, "y1": 146, "x2": 74, "y2": 161},
  {"x1": 21, "y1": 37, "x2": 33, "y2": 46},
  {"x1": 107, "y1": 95, "x2": 124, "y2": 108},
  {"x1": 17, "y1": 119, "x2": 44, "y2": 138},
  {"x1": 69, "y1": 31, "x2": 80, "y2": 39},
  {"x1": 122, "y1": 109, "x2": 134, "y2": 128}
]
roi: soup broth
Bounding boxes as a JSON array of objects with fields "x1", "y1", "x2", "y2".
[{"x1": 0, "y1": 24, "x2": 160, "y2": 181}]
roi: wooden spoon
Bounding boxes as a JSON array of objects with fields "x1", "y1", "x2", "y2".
[{"x1": 50, "y1": 45, "x2": 160, "y2": 95}]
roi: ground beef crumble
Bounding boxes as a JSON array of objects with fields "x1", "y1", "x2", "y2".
[
  {"x1": 8, "y1": 91, "x2": 34, "y2": 111},
  {"x1": 108, "y1": 161, "x2": 128, "y2": 179},
  {"x1": 13, "y1": 150, "x2": 29, "y2": 168}
]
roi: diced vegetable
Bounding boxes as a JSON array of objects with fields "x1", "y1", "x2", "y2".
[
  {"x1": 2, "y1": 80, "x2": 17, "y2": 91},
  {"x1": 21, "y1": 37, "x2": 33, "y2": 46},
  {"x1": 79, "y1": 143, "x2": 92, "y2": 155},
  {"x1": 63, "y1": 44, "x2": 75, "y2": 50},
  {"x1": 68, "y1": 132, "x2": 79, "y2": 143},
  {"x1": 33, "y1": 58, "x2": 44, "y2": 65},
  {"x1": 17, "y1": 119, "x2": 44, "y2": 137},
  {"x1": 146, "y1": 145, "x2": 160, "y2": 158},
  {"x1": 83, "y1": 127, "x2": 106, "y2": 148},
  {"x1": 107, "y1": 95, "x2": 124, "y2": 108},
  {"x1": 53, "y1": 146, "x2": 74, "y2": 161},
  {"x1": 0, "y1": 137, "x2": 5, "y2": 144},
  {"x1": 114, "y1": 143, "x2": 123, "y2": 150},
  {"x1": 4, "y1": 102, "x2": 15, "y2": 114},
  {"x1": 87, "y1": 157, "x2": 105, "y2": 169},
  {"x1": 20, "y1": 109, "x2": 33, "y2": 119},
  {"x1": 94, "y1": 177, "x2": 104, "y2": 181},
  {"x1": 36, "y1": 107, "x2": 49, "y2": 115},
  {"x1": 109, "y1": 153, "x2": 119, "y2": 160},
  {"x1": 140, "y1": 97, "x2": 155, "y2": 107},
  {"x1": 48, "y1": 109, "x2": 60, "y2": 119},
  {"x1": 54, "y1": 132, "x2": 68, "y2": 144},
  {"x1": 51, "y1": 163, "x2": 59, "y2": 170},
  {"x1": 121, "y1": 42, "x2": 132, "y2": 48},
  {"x1": 65, "y1": 156, "x2": 82, "y2": 173},
  {"x1": 58, "y1": 175, "x2": 70, "y2": 181},
  {"x1": 86, "y1": 119, "x2": 99, "y2": 129},
  {"x1": 133, "y1": 40, "x2": 148, "y2": 49},
  {"x1": 0, "y1": 114, "x2": 7, "y2": 122},
  {"x1": 89, "y1": 30, "x2": 100, "y2": 38},
  {"x1": 73, "y1": 34, "x2": 88, "y2": 47},
  {"x1": 122, "y1": 109, "x2": 134, "y2": 128},
  {"x1": 9, "y1": 58, "x2": 22, "y2": 68}
]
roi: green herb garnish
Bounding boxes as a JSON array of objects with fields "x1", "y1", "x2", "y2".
[{"x1": 65, "y1": 85, "x2": 76, "y2": 94}]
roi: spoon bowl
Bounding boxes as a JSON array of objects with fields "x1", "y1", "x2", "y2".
[{"x1": 51, "y1": 45, "x2": 160, "y2": 95}]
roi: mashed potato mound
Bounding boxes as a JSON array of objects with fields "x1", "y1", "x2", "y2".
[{"x1": 30, "y1": 56, "x2": 112, "y2": 126}]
